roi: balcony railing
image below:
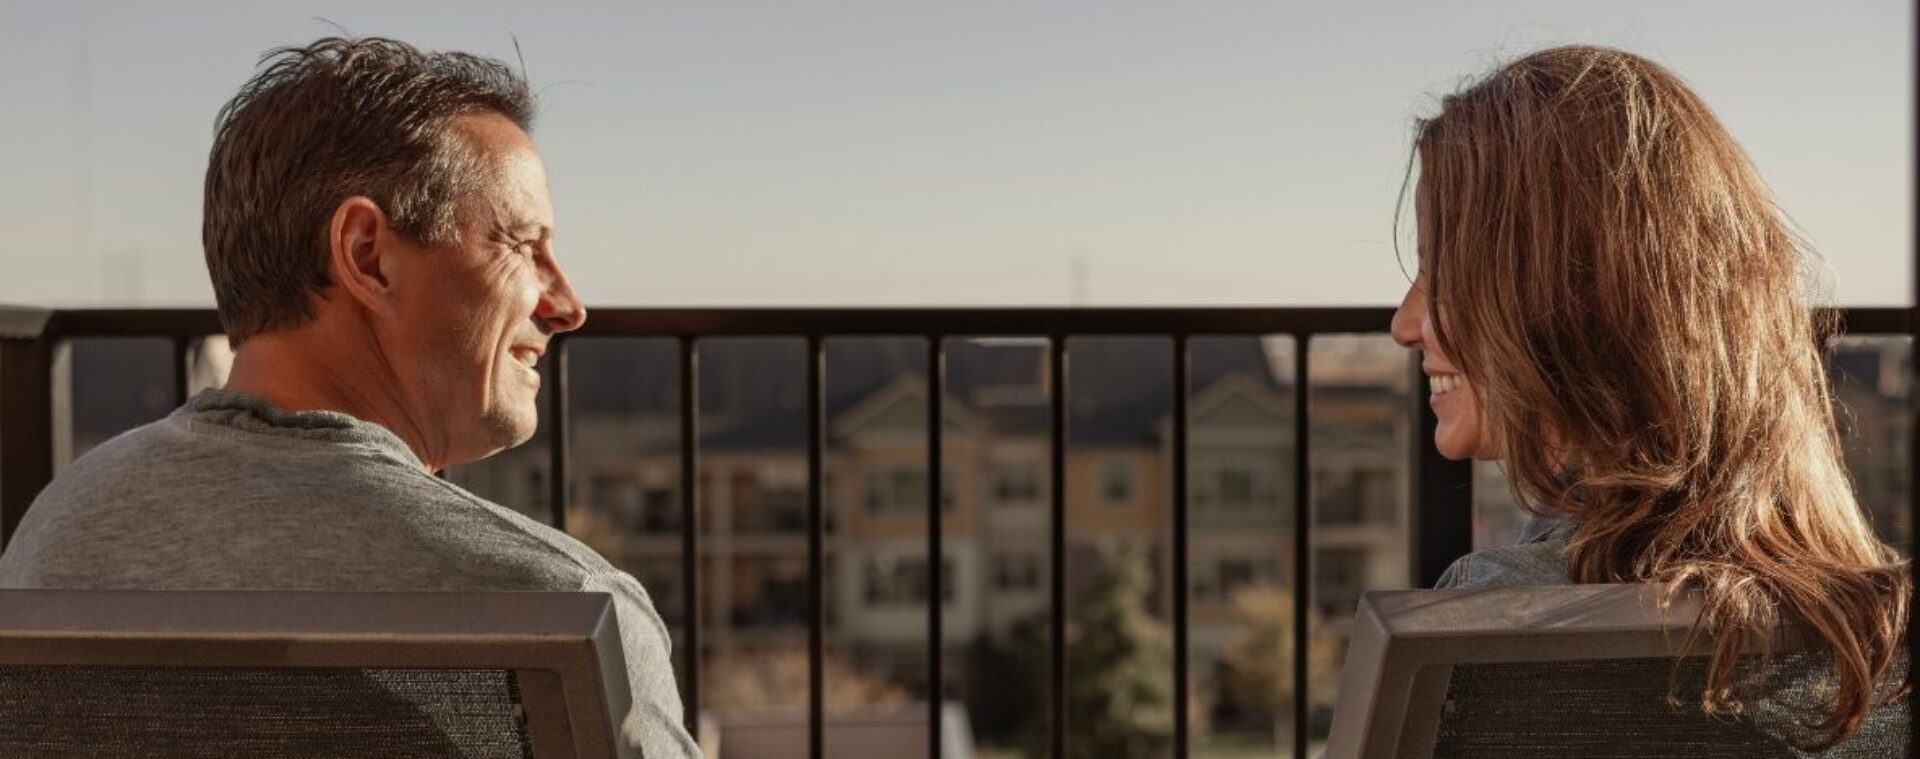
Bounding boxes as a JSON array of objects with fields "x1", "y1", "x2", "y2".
[{"x1": 0, "y1": 305, "x2": 1913, "y2": 759}]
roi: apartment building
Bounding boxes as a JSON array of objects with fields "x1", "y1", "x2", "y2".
[{"x1": 51, "y1": 332, "x2": 1910, "y2": 716}]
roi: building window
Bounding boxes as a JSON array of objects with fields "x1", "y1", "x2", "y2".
[
  {"x1": 1195, "y1": 460, "x2": 1281, "y2": 516},
  {"x1": 589, "y1": 474, "x2": 628, "y2": 511},
  {"x1": 1218, "y1": 469, "x2": 1255, "y2": 506},
  {"x1": 1317, "y1": 466, "x2": 1395, "y2": 526},
  {"x1": 1100, "y1": 458, "x2": 1134, "y2": 506},
  {"x1": 991, "y1": 461, "x2": 1042, "y2": 506},
  {"x1": 1315, "y1": 547, "x2": 1368, "y2": 616},
  {"x1": 1192, "y1": 555, "x2": 1279, "y2": 601},
  {"x1": 591, "y1": 474, "x2": 653, "y2": 529},
  {"x1": 641, "y1": 486, "x2": 679, "y2": 531},
  {"x1": 749, "y1": 486, "x2": 808, "y2": 532},
  {"x1": 1218, "y1": 557, "x2": 1277, "y2": 597},
  {"x1": 862, "y1": 556, "x2": 955, "y2": 606},
  {"x1": 992, "y1": 552, "x2": 1042, "y2": 591},
  {"x1": 733, "y1": 558, "x2": 809, "y2": 627},
  {"x1": 865, "y1": 464, "x2": 955, "y2": 516}
]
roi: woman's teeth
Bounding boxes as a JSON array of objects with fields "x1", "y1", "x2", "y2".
[{"x1": 1430, "y1": 374, "x2": 1461, "y2": 394}]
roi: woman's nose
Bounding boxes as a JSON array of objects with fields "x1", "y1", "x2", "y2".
[{"x1": 1391, "y1": 284, "x2": 1426, "y2": 348}]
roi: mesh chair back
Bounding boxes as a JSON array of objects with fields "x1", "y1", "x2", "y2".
[
  {"x1": 0, "y1": 666, "x2": 532, "y2": 758},
  {"x1": 1326, "y1": 585, "x2": 1910, "y2": 759},
  {"x1": 0, "y1": 590, "x2": 630, "y2": 759},
  {"x1": 1433, "y1": 654, "x2": 1908, "y2": 758}
]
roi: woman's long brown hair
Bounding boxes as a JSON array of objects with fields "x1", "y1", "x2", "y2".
[{"x1": 1412, "y1": 45, "x2": 1908, "y2": 748}]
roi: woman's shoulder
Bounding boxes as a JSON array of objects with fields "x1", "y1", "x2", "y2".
[{"x1": 1434, "y1": 517, "x2": 1575, "y2": 589}]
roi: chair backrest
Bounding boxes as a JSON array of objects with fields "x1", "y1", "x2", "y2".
[
  {"x1": 0, "y1": 589, "x2": 632, "y2": 759},
  {"x1": 1325, "y1": 584, "x2": 1908, "y2": 759}
]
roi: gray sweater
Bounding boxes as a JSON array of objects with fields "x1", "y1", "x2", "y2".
[{"x1": 0, "y1": 389, "x2": 699, "y2": 759}]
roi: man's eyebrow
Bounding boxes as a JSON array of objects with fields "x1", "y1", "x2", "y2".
[{"x1": 489, "y1": 222, "x2": 551, "y2": 242}]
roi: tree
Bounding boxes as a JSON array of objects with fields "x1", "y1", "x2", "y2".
[
  {"x1": 977, "y1": 544, "x2": 1176, "y2": 758},
  {"x1": 704, "y1": 644, "x2": 913, "y2": 712},
  {"x1": 1215, "y1": 583, "x2": 1344, "y2": 746},
  {"x1": 1060, "y1": 543, "x2": 1176, "y2": 759}
]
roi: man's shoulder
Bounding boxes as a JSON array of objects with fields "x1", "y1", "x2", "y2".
[
  {"x1": 4, "y1": 410, "x2": 605, "y2": 593},
  {"x1": 31, "y1": 407, "x2": 395, "y2": 517},
  {"x1": 76, "y1": 412, "x2": 183, "y2": 462},
  {"x1": 401, "y1": 479, "x2": 619, "y2": 581},
  {"x1": 33, "y1": 416, "x2": 188, "y2": 505}
]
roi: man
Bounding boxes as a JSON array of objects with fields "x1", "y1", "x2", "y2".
[{"x1": 0, "y1": 37, "x2": 699, "y2": 757}]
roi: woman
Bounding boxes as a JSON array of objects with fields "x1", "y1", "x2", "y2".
[{"x1": 1388, "y1": 45, "x2": 1908, "y2": 750}]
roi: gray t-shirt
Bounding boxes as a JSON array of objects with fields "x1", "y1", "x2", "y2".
[{"x1": 0, "y1": 389, "x2": 699, "y2": 759}]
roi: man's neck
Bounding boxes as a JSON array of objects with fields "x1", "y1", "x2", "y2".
[{"x1": 222, "y1": 327, "x2": 442, "y2": 472}]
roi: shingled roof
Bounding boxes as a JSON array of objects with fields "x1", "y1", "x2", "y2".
[{"x1": 563, "y1": 335, "x2": 1284, "y2": 450}]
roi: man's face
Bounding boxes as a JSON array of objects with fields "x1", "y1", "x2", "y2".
[{"x1": 383, "y1": 113, "x2": 585, "y2": 468}]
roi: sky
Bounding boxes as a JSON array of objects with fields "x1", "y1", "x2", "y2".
[{"x1": 0, "y1": 1, "x2": 1910, "y2": 308}]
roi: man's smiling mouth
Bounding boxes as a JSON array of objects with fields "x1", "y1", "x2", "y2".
[{"x1": 509, "y1": 345, "x2": 543, "y2": 369}]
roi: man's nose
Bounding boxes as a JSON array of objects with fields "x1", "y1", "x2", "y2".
[
  {"x1": 1390, "y1": 285, "x2": 1424, "y2": 349},
  {"x1": 535, "y1": 259, "x2": 588, "y2": 334}
]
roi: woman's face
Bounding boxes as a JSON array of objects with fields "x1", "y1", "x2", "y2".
[{"x1": 1391, "y1": 273, "x2": 1497, "y2": 460}]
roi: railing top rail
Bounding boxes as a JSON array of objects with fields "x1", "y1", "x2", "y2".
[
  {"x1": 579, "y1": 307, "x2": 1397, "y2": 336},
  {"x1": 1, "y1": 305, "x2": 1912, "y2": 340},
  {"x1": 0, "y1": 307, "x2": 55, "y2": 341}
]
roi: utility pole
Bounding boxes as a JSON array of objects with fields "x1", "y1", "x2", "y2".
[{"x1": 1070, "y1": 251, "x2": 1089, "y2": 306}]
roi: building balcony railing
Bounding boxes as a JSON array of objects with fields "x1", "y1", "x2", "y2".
[{"x1": 0, "y1": 305, "x2": 1913, "y2": 758}]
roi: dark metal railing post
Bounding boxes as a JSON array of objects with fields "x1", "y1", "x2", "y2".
[
  {"x1": 1049, "y1": 335, "x2": 1068, "y2": 759},
  {"x1": 171, "y1": 336, "x2": 192, "y2": 407},
  {"x1": 927, "y1": 336, "x2": 946, "y2": 759},
  {"x1": 806, "y1": 336, "x2": 826, "y2": 759},
  {"x1": 548, "y1": 338, "x2": 570, "y2": 532},
  {"x1": 1908, "y1": 29, "x2": 1918, "y2": 751},
  {"x1": 1410, "y1": 358, "x2": 1474, "y2": 587},
  {"x1": 1171, "y1": 335, "x2": 1191, "y2": 759},
  {"x1": 679, "y1": 336, "x2": 703, "y2": 736},
  {"x1": 1291, "y1": 336, "x2": 1311, "y2": 759},
  {"x1": 1909, "y1": 300, "x2": 1918, "y2": 758},
  {"x1": 0, "y1": 324, "x2": 55, "y2": 549}
]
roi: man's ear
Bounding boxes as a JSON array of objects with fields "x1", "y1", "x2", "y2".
[{"x1": 327, "y1": 197, "x2": 398, "y2": 318}]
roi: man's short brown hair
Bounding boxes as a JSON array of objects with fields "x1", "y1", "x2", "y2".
[{"x1": 203, "y1": 37, "x2": 534, "y2": 345}]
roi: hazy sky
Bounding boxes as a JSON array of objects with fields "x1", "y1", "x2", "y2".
[{"x1": 1, "y1": 1, "x2": 1910, "y2": 307}]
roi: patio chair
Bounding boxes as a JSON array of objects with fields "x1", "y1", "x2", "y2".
[
  {"x1": 1325, "y1": 584, "x2": 1908, "y2": 758},
  {"x1": 0, "y1": 589, "x2": 632, "y2": 758}
]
